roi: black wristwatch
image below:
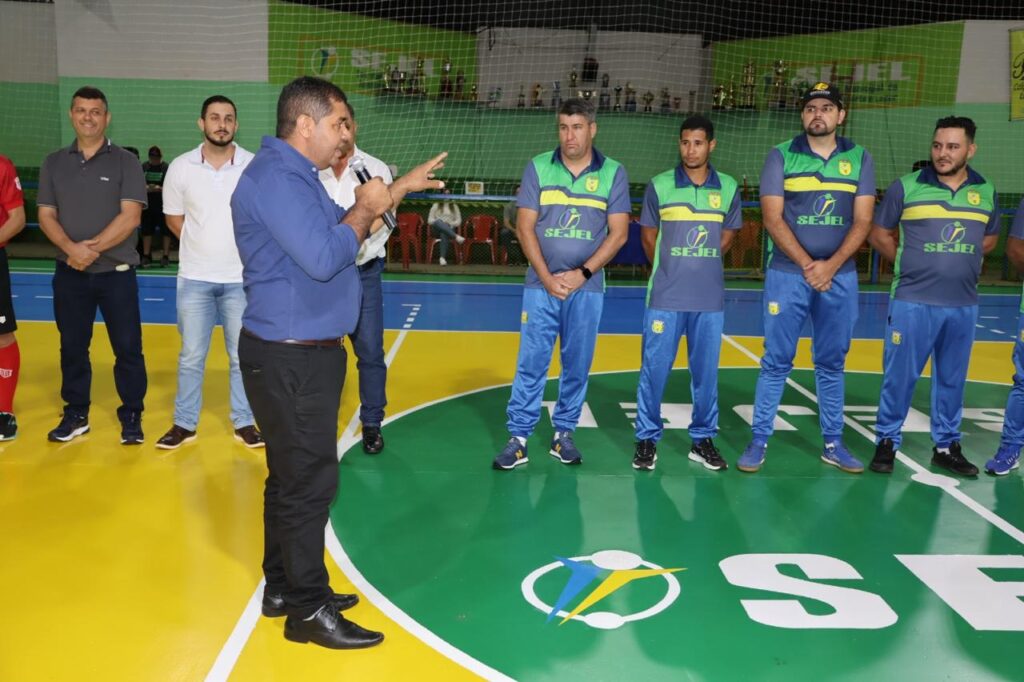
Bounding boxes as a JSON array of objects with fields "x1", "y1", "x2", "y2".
[{"x1": 579, "y1": 265, "x2": 593, "y2": 280}]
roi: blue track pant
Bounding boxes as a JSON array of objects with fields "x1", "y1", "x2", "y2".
[
  {"x1": 506, "y1": 287, "x2": 603, "y2": 437},
  {"x1": 874, "y1": 299, "x2": 977, "y2": 448},
  {"x1": 999, "y1": 313, "x2": 1024, "y2": 449},
  {"x1": 751, "y1": 268, "x2": 858, "y2": 442},
  {"x1": 635, "y1": 308, "x2": 723, "y2": 442}
]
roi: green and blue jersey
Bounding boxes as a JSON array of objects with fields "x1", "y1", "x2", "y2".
[
  {"x1": 518, "y1": 147, "x2": 631, "y2": 294},
  {"x1": 760, "y1": 134, "x2": 875, "y2": 274},
  {"x1": 876, "y1": 166, "x2": 999, "y2": 307},
  {"x1": 639, "y1": 165, "x2": 742, "y2": 312}
]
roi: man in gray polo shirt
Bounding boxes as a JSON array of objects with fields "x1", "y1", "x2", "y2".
[{"x1": 37, "y1": 86, "x2": 149, "y2": 444}]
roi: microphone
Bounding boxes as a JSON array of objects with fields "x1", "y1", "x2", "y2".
[{"x1": 350, "y1": 156, "x2": 397, "y2": 233}]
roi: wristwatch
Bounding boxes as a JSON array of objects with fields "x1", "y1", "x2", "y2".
[{"x1": 579, "y1": 265, "x2": 593, "y2": 280}]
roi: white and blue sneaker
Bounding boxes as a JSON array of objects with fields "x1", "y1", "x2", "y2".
[
  {"x1": 822, "y1": 440, "x2": 864, "y2": 474},
  {"x1": 492, "y1": 437, "x2": 528, "y2": 470},
  {"x1": 985, "y1": 445, "x2": 1021, "y2": 476},
  {"x1": 737, "y1": 439, "x2": 767, "y2": 473},
  {"x1": 550, "y1": 431, "x2": 583, "y2": 465}
]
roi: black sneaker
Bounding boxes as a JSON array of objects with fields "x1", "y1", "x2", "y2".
[
  {"x1": 160, "y1": 254, "x2": 169, "y2": 268},
  {"x1": 932, "y1": 441, "x2": 979, "y2": 477},
  {"x1": 48, "y1": 411, "x2": 90, "y2": 442},
  {"x1": 140, "y1": 254, "x2": 152, "y2": 268},
  {"x1": 870, "y1": 438, "x2": 896, "y2": 473},
  {"x1": 120, "y1": 410, "x2": 144, "y2": 445},
  {"x1": 689, "y1": 438, "x2": 728, "y2": 470},
  {"x1": 0, "y1": 412, "x2": 17, "y2": 441},
  {"x1": 362, "y1": 426, "x2": 384, "y2": 455},
  {"x1": 632, "y1": 439, "x2": 657, "y2": 471}
]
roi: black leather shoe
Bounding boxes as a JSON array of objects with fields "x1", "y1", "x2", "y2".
[
  {"x1": 932, "y1": 441, "x2": 979, "y2": 477},
  {"x1": 870, "y1": 438, "x2": 896, "y2": 474},
  {"x1": 362, "y1": 426, "x2": 384, "y2": 455},
  {"x1": 284, "y1": 605, "x2": 384, "y2": 649},
  {"x1": 262, "y1": 591, "x2": 358, "y2": 618}
]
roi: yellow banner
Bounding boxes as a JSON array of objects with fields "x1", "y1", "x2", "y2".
[{"x1": 1011, "y1": 28, "x2": 1024, "y2": 120}]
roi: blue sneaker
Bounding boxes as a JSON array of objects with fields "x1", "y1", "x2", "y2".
[
  {"x1": 985, "y1": 445, "x2": 1021, "y2": 476},
  {"x1": 493, "y1": 437, "x2": 528, "y2": 470},
  {"x1": 550, "y1": 432, "x2": 582, "y2": 465},
  {"x1": 737, "y1": 439, "x2": 767, "y2": 473},
  {"x1": 822, "y1": 440, "x2": 864, "y2": 473}
]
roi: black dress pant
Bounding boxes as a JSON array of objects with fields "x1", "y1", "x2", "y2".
[
  {"x1": 238, "y1": 332, "x2": 345, "y2": 619},
  {"x1": 52, "y1": 261, "x2": 147, "y2": 418}
]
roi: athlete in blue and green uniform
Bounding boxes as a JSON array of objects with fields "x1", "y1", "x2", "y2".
[
  {"x1": 632, "y1": 116, "x2": 741, "y2": 472},
  {"x1": 493, "y1": 98, "x2": 631, "y2": 470},
  {"x1": 738, "y1": 83, "x2": 876, "y2": 474},
  {"x1": 868, "y1": 117, "x2": 999, "y2": 477},
  {"x1": 987, "y1": 197, "x2": 1024, "y2": 476}
]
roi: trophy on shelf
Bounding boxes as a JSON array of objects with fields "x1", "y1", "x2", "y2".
[
  {"x1": 740, "y1": 59, "x2": 756, "y2": 109},
  {"x1": 455, "y1": 70, "x2": 466, "y2": 99},
  {"x1": 397, "y1": 70, "x2": 408, "y2": 95},
  {"x1": 598, "y1": 85, "x2": 611, "y2": 112},
  {"x1": 551, "y1": 80, "x2": 562, "y2": 109},
  {"x1": 601, "y1": 73, "x2": 610, "y2": 89},
  {"x1": 415, "y1": 57, "x2": 427, "y2": 95},
  {"x1": 642, "y1": 91, "x2": 654, "y2": 113},
  {"x1": 469, "y1": 83, "x2": 478, "y2": 102},
  {"x1": 712, "y1": 84, "x2": 726, "y2": 109},
  {"x1": 381, "y1": 64, "x2": 393, "y2": 94},
  {"x1": 772, "y1": 59, "x2": 788, "y2": 108},
  {"x1": 725, "y1": 78, "x2": 736, "y2": 109},
  {"x1": 613, "y1": 84, "x2": 623, "y2": 112},
  {"x1": 582, "y1": 88, "x2": 593, "y2": 103},
  {"x1": 569, "y1": 67, "x2": 579, "y2": 91},
  {"x1": 625, "y1": 82, "x2": 637, "y2": 112},
  {"x1": 688, "y1": 89, "x2": 696, "y2": 113},
  {"x1": 517, "y1": 84, "x2": 526, "y2": 108},
  {"x1": 659, "y1": 87, "x2": 671, "y2": 114},
  {"x1": 531, "y1": 82, "x2": 543, "y2": 107},
  {"x1": 438, "y1": 57, "x2": 453, "y2": 99},
  {"x1": 672, "y1": 96, "x2": 682, "y2": 112}
]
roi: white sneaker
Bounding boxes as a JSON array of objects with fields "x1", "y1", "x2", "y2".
[
  {"x1": 439, "y1": 256, "x2": 447, "y2": 266},
  {"x1": 455, "y1": 235, "x2": 466, "y2": 244}
]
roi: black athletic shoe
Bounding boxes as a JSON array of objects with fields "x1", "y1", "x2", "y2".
[
  {"x1": 632, "y1": 439, "x2": 657, "y2": 471},
  {"x1": 0, "y1": 412, "x2": 17, "y2": 441},
  {"x1": 870, "y1": 438, "x2": 896, "y2": 474},
  {"x1": 932, "y1": 441, "x2": 979, "y2": 477},
  {"x1": 689, "y1": 438, "x2": 728, "y2": 470},
  {"x1": 120, "y1": 410, "x2": 144, "y2": 445},
  {"x1": 362, "y1": 426, "x2": 384, "y2": 455},
  {"x1": 48, "y1": 411, "x2": 90, "y2": 442}
]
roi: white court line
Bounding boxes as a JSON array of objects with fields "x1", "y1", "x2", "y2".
[
  {"x1": 143, "y1": 297, "x2": 164, "y2": 302},
  {"x1": 721, "y1": 334, "x2": 1024, "y2": 546},
  {"x1": 324, "y1": 524, "x2": 514, "y2": 681}
]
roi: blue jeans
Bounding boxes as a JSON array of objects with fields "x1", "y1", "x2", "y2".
[
  {"x1": 173, "y1": 278, "x2": 253, "y2": 430},
  {"x1": 350, "y1": 258, "x2": 387, "y2": 427},
  {"x1": 431, "y1": 220, "x2": 459, "y2": 259}
]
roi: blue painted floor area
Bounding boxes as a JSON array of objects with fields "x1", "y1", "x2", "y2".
[{"x1": 11, "y1": 272, "x2": 1022, "y2": 341}]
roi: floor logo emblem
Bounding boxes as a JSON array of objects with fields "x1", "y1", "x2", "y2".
[{"x1": 521, "y1": 550, "x2": 683, "y2": 630}]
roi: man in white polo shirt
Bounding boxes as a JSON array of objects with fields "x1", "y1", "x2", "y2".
[
  {"x1": 156, "y1": 95, "x2": 263, "y2": 449},
  {"x1": 319, "y1": 99, "x2": 393, "y2": 455}
]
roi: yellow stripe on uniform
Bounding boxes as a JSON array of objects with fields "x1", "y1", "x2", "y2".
[
  {"x1": 901, "y1": 205, "x2": 991, "y2": 223},
  {"x1": 539, "y1": 189, "x2": 607, "y2": 210},
  {"x1": 783, "y1": 177, "x2": 857, "y2": 193},
  {"x1": 659, "y1": 205, "x2": 724, "y2": 223}
]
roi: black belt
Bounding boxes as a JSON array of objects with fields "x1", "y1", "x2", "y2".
[{"x1": 242, "y1": 327, "x2": 342, "y2": 348}]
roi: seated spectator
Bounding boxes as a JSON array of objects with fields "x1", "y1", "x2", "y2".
[
  {"x1": 501, "y1": 184, "x2": 520, "y2": 263},
  {"x1": 428, "y1": 188, "x2": 464, "y2": 266}
]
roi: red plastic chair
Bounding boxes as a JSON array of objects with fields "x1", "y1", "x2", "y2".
[
  {"x1": 460, "y1": 215, "x2": 498, "y2": 265},
  {"x1": 391, "y1": 212, "x2": 423, "y2": 270}
]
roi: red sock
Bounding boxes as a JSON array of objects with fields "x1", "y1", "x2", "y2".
[{"x1": 0, "y1": 341, "x2": 20, "y2": 413}]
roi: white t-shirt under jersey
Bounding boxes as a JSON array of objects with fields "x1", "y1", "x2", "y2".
[{"x1": 318, "y1": 146, "x2": 394, "y2": 265}]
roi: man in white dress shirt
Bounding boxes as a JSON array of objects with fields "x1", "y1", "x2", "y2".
[
  {"x1": 318, "y1": 99, "x2": 394, "y2": 454},
  {"x1": 156, "y1": 95, "x2": 264, "y2": 450}
]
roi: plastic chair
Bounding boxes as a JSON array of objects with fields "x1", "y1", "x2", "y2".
[
  {"x1": 460, "y1": 214, "x2": 498, "y2": 265},
  {"x1": 391, "y1": 212, "x2": 424, "y2": 270}
]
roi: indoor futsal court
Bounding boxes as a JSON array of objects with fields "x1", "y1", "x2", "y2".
[{"x1": 2, "y1": 272, "x2": 1023, "y2": 681}]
